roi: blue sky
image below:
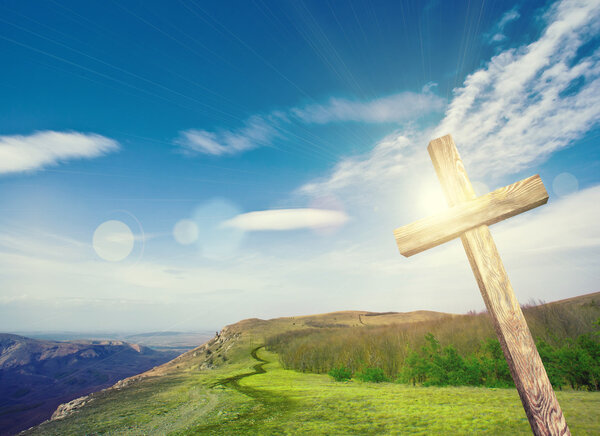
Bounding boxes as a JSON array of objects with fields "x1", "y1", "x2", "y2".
[{"x1": 0, "y1": 0, "x2": 599, "y2": 332}]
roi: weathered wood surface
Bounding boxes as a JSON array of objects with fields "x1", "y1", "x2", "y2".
[
  {"x1": 425, "y1": 134, "x2": 570, "y2": 436},
  {"x1": 394, "y1": 174, "x2": 548, "y2": 257}
]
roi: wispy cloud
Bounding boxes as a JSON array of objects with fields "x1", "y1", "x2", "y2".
[
  {"x1": 221, "y1": 208, "x2": 349, "y2": 231},
  {"x1": 298, "y1": 131, "x2": 426, "y2": 198},
  {"x1": 0, "y1": 131, "x2": 119, "y2": 174},
  {"x1": 176, "y1": 116, "x2": 278, "y2": 156},
  {"x1": 290, "y1": 89, "x2": 444, "y2": 124},
  {"x1": 436, "y1": 0, "x2": 600, "y2": 179},
  {"x1": 175, "y1": 89, "x2": 444, "y2": 157},
  {"x1": 488, "y1": 6, "x2": 520, "y2": 43}
]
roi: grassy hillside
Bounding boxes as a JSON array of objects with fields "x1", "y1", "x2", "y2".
[{"x1": 21, "y1": 293, "x2": 600, "y2": 435}]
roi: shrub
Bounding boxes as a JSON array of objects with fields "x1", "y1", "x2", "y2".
[
  {"x1": 400, "y1": 335, "x2": 514, "y2": 388},
  {"x1": 328, "y1": 366, "x2": 352, "y2": 382},
  {"x1": 356, "y1": 367, "x2": 387, "y2": 383}
]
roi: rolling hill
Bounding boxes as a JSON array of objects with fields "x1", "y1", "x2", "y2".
[{"x1": 17, "y1": 292, "x2": 600, "y2": 435}]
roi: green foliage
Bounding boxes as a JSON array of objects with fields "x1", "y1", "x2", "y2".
[
  {"x1": 266, "y1": 299, "x2": 600, "y2": 390},
  {"x1": 402, "y1": 328, "x2": 600, "y2": 390},
  {"x1": 537, "y1": 331, "x2": 600, "y2": 391},
  {"x1": 397, "y1": 326, "x2": 600, "y2": 391},
  {"x1": 270, "y1": 317, "x2": 600, "y2": 391},
  {"x1": 399, "y1": 335, "x2": 513, "y2": 388},
  {"x1": 355, "y1": 367, "x2": 387, "y2": 383},
  {"x1": 328, "y1": 366, "x2": 352, "y2": 382}
]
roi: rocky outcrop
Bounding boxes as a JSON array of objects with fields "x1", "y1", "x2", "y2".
[{"x1": 50, "y1": 396, "x2": 93, "y2": 421}]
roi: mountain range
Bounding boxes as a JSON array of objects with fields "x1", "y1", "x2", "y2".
[{"x1": 0, "y1": 335, "x2": 179, "y2": 435}]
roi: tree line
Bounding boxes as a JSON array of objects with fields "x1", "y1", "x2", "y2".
[{"x1": 265, "y1": 298, "x2": 600, "y2": 390}]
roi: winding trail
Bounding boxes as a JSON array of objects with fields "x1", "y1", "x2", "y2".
[
  {"x1": 191, "y1": 346, "x2": 293, "y2": 432},
  {"x1": 210, "y1": 346, "x2": 269, "y2": 397}
]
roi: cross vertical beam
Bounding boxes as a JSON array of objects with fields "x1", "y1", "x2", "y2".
[{"x1": 395, "y1": 135, "x2": 570, "y2": 436}]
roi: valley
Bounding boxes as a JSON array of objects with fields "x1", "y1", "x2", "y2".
[{"x1": 0, "y1": 335, "x2": 180, "y2": 435}]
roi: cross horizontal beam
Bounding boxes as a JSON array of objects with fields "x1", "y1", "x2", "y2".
[{"x1": 394, "y1": 174, "x2": 548, "y2": 257}]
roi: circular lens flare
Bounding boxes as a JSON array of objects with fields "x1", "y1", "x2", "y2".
[
  {"x1": 173, "y1": 219, "x2": 199, "y2": 245},
  {"x1": 93, "y1": 220, "x2": 134, "y2": 262},
  {"x1": 552, "y1": 172, "x2": 578, "y2": 197}
]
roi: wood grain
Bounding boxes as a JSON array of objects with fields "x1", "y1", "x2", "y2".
[
  {"x1": 426, "y1": 134, "x2": 569, "y2": 436},
  {"x1": 394, "y1": 174, "x2": 548, "y2": 257}
]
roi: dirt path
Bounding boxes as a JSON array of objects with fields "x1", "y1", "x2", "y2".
[
  {"x1": 189, "y1": 346, "x2": 293, "y2": 433},
  {"x1": 211, "y1": 346, "x2": 268, "y2": 396}
]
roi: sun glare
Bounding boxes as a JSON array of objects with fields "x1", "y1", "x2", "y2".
[{"x1": 416, "y1": 179, "x2": 447, "y2": 217}]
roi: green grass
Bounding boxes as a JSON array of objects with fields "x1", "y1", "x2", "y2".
[
  {"x1": 187, "y1": 349, "x2": 600, "y2": 435},
  {"x1": 28, "y1": 345, "x2": 600, "y2": 435}
]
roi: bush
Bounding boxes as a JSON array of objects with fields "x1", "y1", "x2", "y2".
[
  {"x1": 356, "y1": 367, "x2": 387, "y2": 383},
  {"x1": 328, "y1": 366, "x2": 352, "y2": 382},
  {"x1": 400, "y1": 335, "x2": 513, "y2": 388}
]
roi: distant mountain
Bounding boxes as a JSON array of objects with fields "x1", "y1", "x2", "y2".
[
  {"x1": 0, "y1": 334, "x2": 180, "y2": 436},
  {"x1": 18, "y1": 331, "x2": 215, "y2": 354},
  {"x1": 124, "y1": 331, "x2": 214, "y2": 353}
]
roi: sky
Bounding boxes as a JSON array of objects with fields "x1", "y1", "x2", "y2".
[{"x1": 0, "y1": 0, "x2": 599, "y2": 333}]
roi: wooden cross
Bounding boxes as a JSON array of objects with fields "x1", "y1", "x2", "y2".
[{"x1": 394, "y1": 135, "x2": 569, "y2": 436}]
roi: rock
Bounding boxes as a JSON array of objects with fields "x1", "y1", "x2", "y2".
[{"x1": 50, "y1": 395, "x2": 93, "y2": 420}]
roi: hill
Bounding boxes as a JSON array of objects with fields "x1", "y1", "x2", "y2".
[
  {"x1": 0, "y1": 335, "x2": 179, "y2": 436},
  {"x1": 20, "y1": 292, "x2": 600, "y2": 435}
]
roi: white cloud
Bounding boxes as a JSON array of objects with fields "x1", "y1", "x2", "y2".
[
  {"x1": 0, "y1": 131, "x2": 119, "y2": 174},
  {"x1": 298, "y1": 131, "x2": 427, "y2": 198},
  {"x1": 489, "y1": 7, "x2": 520, "y2": 43},
  {"x1": 176, "y1": 116, "x2": 277, "y2": 156},
  {"x1": 221, "y1": 208, "x2": 349, "y2": 231},
  {"x1": 291, "y1": 89, "x2": 445, "y2": 124},
  {"x1": 436, "y1": 0, "x2": 600, "y2": 180},
  {"x1": 494, "y1": 184, "x2": 600, "y2": 255},
  {"x1": 175, "y1": 89, "x2": 444, "y2": 156}
]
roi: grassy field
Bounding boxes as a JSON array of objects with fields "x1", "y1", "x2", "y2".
[{"x1": 26, "y1": 344, "x2": 600, "y2": 435}]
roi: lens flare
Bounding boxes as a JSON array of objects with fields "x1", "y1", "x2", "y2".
[
  {"x1": 93, "y1": 220, "x2": 134, "y2": 262},
  {"x1": 552, "y1": 172, "x2": 578, "y2": 197},
  {"x1": 173, "y1": 219, "x2": 199, "y2": 245}
]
